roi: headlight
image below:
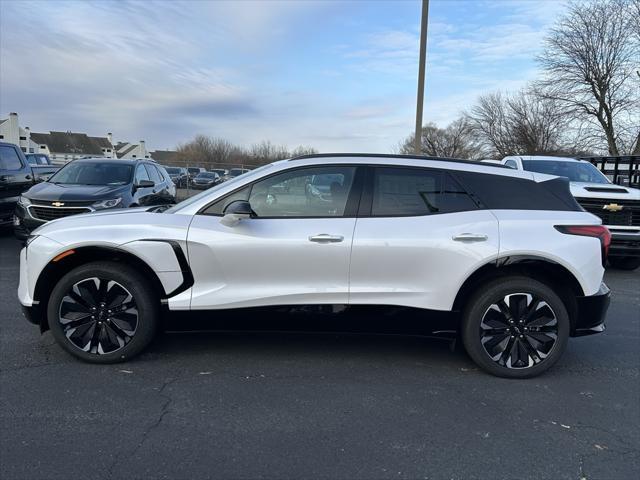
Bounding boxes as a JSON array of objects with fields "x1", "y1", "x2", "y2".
[
  {"x1": 18, "y1": 196, "x2": 31, "y2": 206},
  {"x1": 92, "y1": 198, "x2": 122, "y2": 210}
]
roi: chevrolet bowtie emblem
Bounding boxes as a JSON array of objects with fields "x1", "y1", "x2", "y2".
[
  {"x1": 603, "y1": 203, "x2": 623, "y2": 212},
  {"x1": 52, "y1": 201, "x2": 65, "y2": 207}
]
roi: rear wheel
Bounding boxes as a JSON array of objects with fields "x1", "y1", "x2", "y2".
[
  {"x1": 462, "y1": 276, "x2": 570, "y2": 378},
  {"x1": 608, "y1": 256, "x2": 640, "y2": 271},
  {"x1": 47, "y1": 262, "x2": 158, "y2": 363}
]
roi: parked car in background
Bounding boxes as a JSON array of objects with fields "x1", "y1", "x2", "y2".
[
  {"x1": 14, "y1": 157, "x2": 176, "y2": 240},
  {"x1": 210, "y1": 168, "x2": 228, "y2": 178},
  {"x1": 25, "y1": 153, "x2": 59, "y2": 182},
  {"x1": 221, "y1": 167, "x2": 251, "y2": 182},
  {"x1": 192, "y1": 171, "x2": 221, "y2": 190},
  {"x1": 164, "y1": 166, "x2": 188, "y2": 188},
  {"x1": 18, "y1": 153, "x2": 610, "y2": 378},
  {"x1": 1, "y1": 142, "x2": 35, "y2": 228},
  {"x1": 187, "y1": 167, "x2": 206, "y2": 182},
  {"x1": 502, "y1": 155, "x2": 640, "y2": 270}
]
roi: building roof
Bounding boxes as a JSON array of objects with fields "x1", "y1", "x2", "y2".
[
  {"x1": 88, "y1": 136, "x2": 112, "y2": 149},
  {"x1": 29, "y1": 131, "x2": 111, "y2": 155},
  {"x1": 150, "y1": 150, "x2": 181, "y2": 164},
  {"x1": 116, "y1": 144, "x2": 138, "y2": 158}
]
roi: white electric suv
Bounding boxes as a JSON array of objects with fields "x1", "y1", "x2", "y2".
[{"x1": 18, "y1": 154, "x2": 611, "y2": 378}]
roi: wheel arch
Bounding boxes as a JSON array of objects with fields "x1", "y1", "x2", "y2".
[
  {"x1": 33, "y1": 246, "x2": 166, "y2": 332},
  {"x1": 452, "y1": 255, "x2": 585, "y2": 331}
]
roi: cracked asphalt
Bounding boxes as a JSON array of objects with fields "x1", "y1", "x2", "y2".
[{"x1": 1, "y1": 231, "x2": 638, "y2": 480}]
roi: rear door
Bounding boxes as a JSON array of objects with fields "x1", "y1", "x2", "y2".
[
  {"x1": 349, "y1": 166, "x2": 499, "y2": 311},
  {"x1": 0, "y1": 144, "x2": 33, "y2": 222}
]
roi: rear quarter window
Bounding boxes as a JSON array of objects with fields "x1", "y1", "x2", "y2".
[{"x1": 455, "y1": 171, "x2": 581, "y2": 211}]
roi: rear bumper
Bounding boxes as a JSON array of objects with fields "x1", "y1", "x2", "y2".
[{"x1": 572, "y1": 282, "x2": 610, "y2": 337}]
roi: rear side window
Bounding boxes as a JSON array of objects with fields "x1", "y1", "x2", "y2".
[
  {"x1": 371, "y1": 167, "x2": 477, "y2": 216},
  {"x1": 0, "y1": 146, "x2": 23, "y2": 170}
]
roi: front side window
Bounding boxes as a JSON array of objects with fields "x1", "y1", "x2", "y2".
[
  {"x1": 134, "y1": 164, "x2": 150, "y2": 183},
  {"x1": 144, "y1": 164, "x2": 162, "y2": 183},
  {"x1": 203, "y1": 166, "x2": 356, "y2": 217},
  {"x1": 372, "y1": 167, "x2": 477, "y2": 216},
  {"x1": 0, "y1": 145, "x2": 23, "y2": 170}
]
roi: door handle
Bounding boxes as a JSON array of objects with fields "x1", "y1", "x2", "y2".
[
  {"x1": 309, "y1": 234, "x2": 344, "y2": 243},
  {"x1": 453, "y1": 233, "x2": 488, "y2": 242}
]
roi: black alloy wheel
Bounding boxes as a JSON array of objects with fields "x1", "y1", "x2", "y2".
[
  {"x1": 48, "y1": 262, "x2": 158, "y2": 363},
  {"x1": 462, "y1": 276, "x2": 570, "y2": 378},
  {"x1": 479, "y1": 293, "x2": 558, "y2": 369},
  {"x1": 58, "y1": 277, "x2": 138, "y2": 355}
]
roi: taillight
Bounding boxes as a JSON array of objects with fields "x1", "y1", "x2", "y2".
[{"x1": 555, "y1": 225, "x2": 611, "y2": 267}]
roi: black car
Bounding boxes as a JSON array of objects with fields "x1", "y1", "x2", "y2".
[
  {"x1": 14, "y1": 157, "x2": 176, "y2": 240},
  {"x1": 191, "y1": 171, "x2": 221, "y2": 190},
  {"x1": 164, "y1": 166, "x2": 188, "y2": 187},
  {"x1": 0, "y1": 142, "x2": 35, "y2": 227},
  {"x1": 25, "y1": 153, "x2": 59, "y2": 182}
]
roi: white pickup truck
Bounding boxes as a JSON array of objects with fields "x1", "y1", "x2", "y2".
[{"x1": 502, "y1": 155, "x2": 640, "y2": 271}]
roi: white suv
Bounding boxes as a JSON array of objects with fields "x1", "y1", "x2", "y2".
[
  {"x1": 18, "y1": 154, "x2": 611, "y2": 378},
  {"x1": 502, "y1": 155, "x2": 640, "y2": 270}
]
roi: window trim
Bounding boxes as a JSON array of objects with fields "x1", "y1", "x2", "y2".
[
  {"x1": 198, "y1": 164, "x2": 366, "y2": 219},
  {"x1": 359, "y1": 165, "x2": 483, "y2": 218}
]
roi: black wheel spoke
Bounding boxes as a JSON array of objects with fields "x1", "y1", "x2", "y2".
[{"x1": 58, "y1": 277, "x2": 138, "y2": 355}]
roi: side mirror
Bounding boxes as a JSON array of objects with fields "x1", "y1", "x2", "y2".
[
  {"x1": 220, "y1": 200, "x2": 253, "y2": 227},
  {"x1": 135, "y1": 179, "x2": 155, "y2": 189}
]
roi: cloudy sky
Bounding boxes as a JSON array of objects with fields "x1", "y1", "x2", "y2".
[{"x1": 0, "y1": 0, "x2": 570, "y2": 152}]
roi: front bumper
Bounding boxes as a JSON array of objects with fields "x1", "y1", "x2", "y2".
[
  {"x1": 572, "y1": 282, "x2": 610, "y2": 337},
  {"x1": 608, "y1": 231, "x2": 640, "y2": 258},
  {"x1": 13, "y1": 203, "x2": 46, "y2": 240}
]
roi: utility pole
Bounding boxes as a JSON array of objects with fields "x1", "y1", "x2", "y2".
[{"x1": 414, "y1": 0, "x2": 430, "y2": 155}]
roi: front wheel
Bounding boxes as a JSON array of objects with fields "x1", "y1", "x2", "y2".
[
  {"x1": 47, "y1": 261, "x2": 159, "y2": 363},
  {"x1": 461, "y1": 276, "x2": 570, "y2": 379}
]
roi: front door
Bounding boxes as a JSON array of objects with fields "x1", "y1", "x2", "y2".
[{"x1": 187, "y1": 165, "x2": 362, "y2": 309}]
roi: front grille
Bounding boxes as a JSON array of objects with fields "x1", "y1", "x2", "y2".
[
  {"x1": 30, "y1": 199, "x2": 95, "y2": 207},
  {"x1": 29, "y1": 206, "x2": 91, "y2": 221},
  {"x1": 576, "y1": 198, "x2": 640, "y2": 227}
]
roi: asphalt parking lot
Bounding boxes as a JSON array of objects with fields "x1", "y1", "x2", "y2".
[{"x1": 1, "y1": 231, "x2": 638, "y2": 480}]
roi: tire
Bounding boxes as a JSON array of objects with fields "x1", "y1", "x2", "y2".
[
  {"x1": 461, "y1": 276, "x2": 570, "y2": 379},
  {"x1": 47, "y1": 261, "x2": 159, "y2": 363},
  {"x1": 608, "y1": 256, "x2": 640, "y2": 271}
]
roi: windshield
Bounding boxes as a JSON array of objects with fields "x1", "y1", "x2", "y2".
[
  {"x1": 48, "y1": 162, "x2": 133, "y2": 186},
  {"x1": 522, "y1": 160, "x2": 610, "y2": 184},
  {"x1": 166, "y1": 163, "x2": 274, "y2": 213}
]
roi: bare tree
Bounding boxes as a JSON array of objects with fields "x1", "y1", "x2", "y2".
[
  {"x1": 400, "y1": 118, "x2": 481, "y2": 159},
  {"x1": 537, "y1": 0, "x2": 639, "y2": 155},
  {"x1": 466, "y1": 89, "x2": 577, "y2": 157}
]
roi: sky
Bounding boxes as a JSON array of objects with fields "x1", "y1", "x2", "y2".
[{"x1": 0, "y1": 0, "x2": 571, "y2": 153}]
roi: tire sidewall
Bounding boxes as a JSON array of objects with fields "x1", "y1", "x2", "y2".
[
  {"x1": 462, "y1": 276, "x2": 570, "y2": 379},
  {"x1": 47, "y1": 262, "x2": 158, "y2": 363}
]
